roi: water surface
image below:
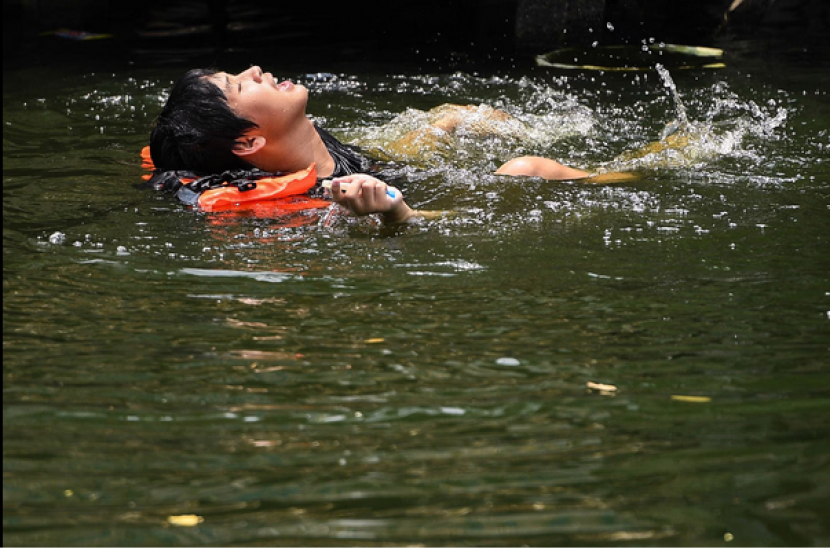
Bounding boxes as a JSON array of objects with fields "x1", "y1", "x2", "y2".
[{"x1": 3, "y1": 37, "x2": 830, "y2": 546}]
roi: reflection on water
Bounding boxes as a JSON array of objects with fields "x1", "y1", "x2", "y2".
[{"x1": 3, "y1": 39, "x2": 830, "y2": 547}]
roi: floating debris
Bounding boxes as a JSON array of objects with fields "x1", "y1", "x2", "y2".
[
  {"x1": 587, "y1": 381, "x2": 618, "y2": 394},
  {"x1": 536, "y1": 43, "x2": 725, "y2": 71},
  {"x1": 167, "y1": 515, "x2": 203, "y2": 527},
  {"x1": 41, "y1": 29, "x2": 113, "y2": 41},
  {"x1": 671, "y1": 395, "x2": 712, "y2": 403}
]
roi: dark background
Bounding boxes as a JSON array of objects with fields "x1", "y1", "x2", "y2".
[{"x1": 4, "y1": 0, "x2": 830, "y2": 73}]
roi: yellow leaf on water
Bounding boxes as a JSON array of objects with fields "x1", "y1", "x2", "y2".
[
  {"x1": 671, "y1": 395, "x2": 712, "y2": 403},
  {"x1": 364, "y1": 338, "x2": 385, "y2": 344},
  {"x1": 167, "y1": 515, "x2": 203, "y2": 527}
]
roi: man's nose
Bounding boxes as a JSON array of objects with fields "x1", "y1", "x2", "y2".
[{"x1": 240, "y1": 66, "x2": 262, "y2": 82}]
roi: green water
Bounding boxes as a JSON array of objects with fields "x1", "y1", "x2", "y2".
[{"x1": 3, "y1": 37, "x2": 830, "y2": 546}]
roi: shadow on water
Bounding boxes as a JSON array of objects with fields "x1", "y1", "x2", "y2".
[{"x1": 4, "y1": 4, "x2": 830, "y2": 546}]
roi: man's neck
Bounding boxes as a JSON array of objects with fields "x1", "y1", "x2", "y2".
[{"x1": 258, "y1": 119, "x2": 335, "y2": 177}]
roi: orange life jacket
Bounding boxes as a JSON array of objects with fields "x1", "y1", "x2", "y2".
[{"x1": 140, "y1": 146, "x2": 330, "y2": 212}]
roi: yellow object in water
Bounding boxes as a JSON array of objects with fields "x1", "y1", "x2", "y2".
[
  {"x1": 671, "y1": 395, "x2": 712, "y2": 403},
  {"x1": 167, "y1": 515, "x2": 204, "y2": 527}
]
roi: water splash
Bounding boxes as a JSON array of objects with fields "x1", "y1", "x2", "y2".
[
  {"x1": 310, "y1": 69, "x2": 790, "y2": 224},
  {"x1": 655, "y1": 63, "x2": 689, "y2": 138}
]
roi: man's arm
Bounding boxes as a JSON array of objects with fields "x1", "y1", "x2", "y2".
[
  {"x1": 496, "y1": 156, "x2": 640, "y2": 183},
  {"x1": 495, "y1": 156, "x2": 590, "y2": 180}
]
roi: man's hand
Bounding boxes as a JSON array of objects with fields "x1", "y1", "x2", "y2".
[{"x1": 328, "y1": 174, "x2": 415, "y2": 224}]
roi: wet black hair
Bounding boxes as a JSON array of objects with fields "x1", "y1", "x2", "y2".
[{"x1": 149, "y1": 68, "x2": 258, "y2": 174}]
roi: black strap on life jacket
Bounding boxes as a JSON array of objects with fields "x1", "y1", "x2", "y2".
[{"x1": 148, "y1": 168, "x2": 291, "y2": 206}]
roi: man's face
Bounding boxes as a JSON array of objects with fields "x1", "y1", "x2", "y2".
[{"x1": 210, "y1": 65, "x2": 309, "y2": 139}]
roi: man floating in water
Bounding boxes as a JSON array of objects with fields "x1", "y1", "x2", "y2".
[{"x1": 148, "y1": 64, "x2": 693, "y2": 218}]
